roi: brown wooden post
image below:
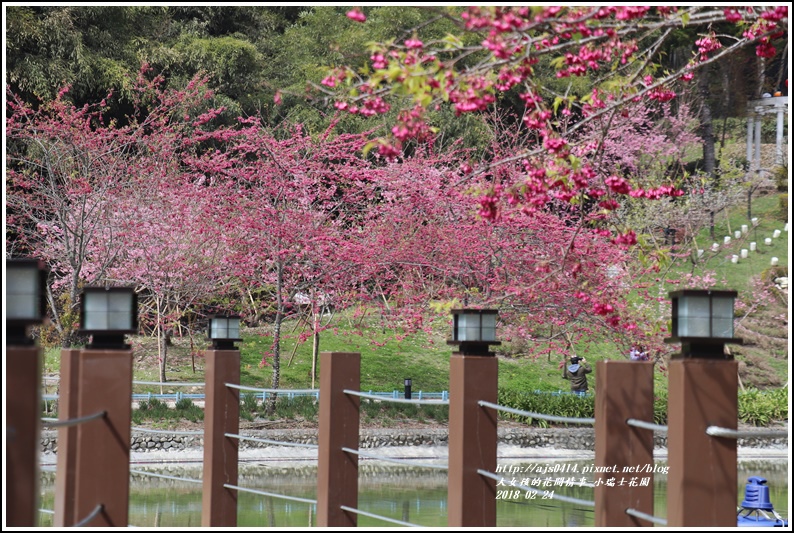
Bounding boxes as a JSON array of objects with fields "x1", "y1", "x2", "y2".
[
  {"x1": 447, "y1": 353, "x2": 498, "y2": 527},
  {"x1": 6, "y1": 345, "x2": 41, "y2": 526},
  {"x1": 594, "y1": 360, "x2": 655, "y2": 527},
  {"x1": 54, "y1": 348, "x2": 81, "y2": 527},
  {"x1": 72, "y1": 348, "x2": 133, "y2": 527},
  {"x1": 667, "y1": 358, "x2": 738, "y2": 527},
  {"x1": 201, "y1": 349, "x2": 240, "y2": 527},
  {"x1": 317, "y1": 351, "x2": 360, "y2": 527}
]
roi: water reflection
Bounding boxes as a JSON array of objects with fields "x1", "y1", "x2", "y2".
[{"x1": 38, "y1": 457, "x2": 788, "y2": 527}]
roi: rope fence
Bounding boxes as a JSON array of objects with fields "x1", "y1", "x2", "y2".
[
  {"x1": 625, "y1": 507, "x2": 668, "y2": 526},
  {"x1": 129, "y1": 469, "x2": 202, "y2": 485},
  {"x1": 478, "y1": 401, "x2": 595, "y2": 425},
  {"x1": 133, "y1": 381, "x2": 205, "y2": 387},
  {"x1": 706, "y1": 426, "x2": 789, "y2": 439},
  {"x1": 478, "y1": 470, "x2": 596, "y2": 507},
  {"x1": 343, "y1": 389, "x2": 449, "y2": 405},
  {"x1": 223, "y1": 484, "x2": 317, "y2": 505},
  {"x1": 226, "y1": 433, "x2": 318, "y2": 449},
  {"x1": 225, "y1": 384, "x2": 319, "y2": 394},
  {"x1": 626, "y1": 418, "x2": 668, "y2": 432},
  {"x1": 341, "y1": 447, "x2": 448, "y2": 470},
  {"x1": 72, "y1": 504, "x2": 104, "y2": 528},
  {"x1": 339, "y1": 505, "x2": 422, "y2": 527},
  {"x1": 41, "y1": 411, "x2": 106, "y2": 428}
]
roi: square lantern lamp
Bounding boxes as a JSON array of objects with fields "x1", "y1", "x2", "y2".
[
  {"x1": 207, "y1": 314, "x2": 242, "y2": 350},
  {"x1": 6, "y1": 258, "x2": 49, "y2": 346},
  {"x1": 79, "y1": 286, "x2": 138, "y2": 350},
  {"x1": 447, "y1": 308, "x2": 501, "y2": 356},
  {"x1": 664, "y1": 289, "x2": 743, "y2": 358}
]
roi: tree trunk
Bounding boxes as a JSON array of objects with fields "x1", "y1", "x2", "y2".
[
  {"x1": 157, "y1": 297, "x2": 167, "y2": 388},
  {"x1": 311, "y1": 307, "x2": 320, "y2": 389},
  {"x1": 698, "y1": 70, "x2": 717, "y2": 182},
  {"x1": 709, "y1": 211, "x2": 715, "y2": 241},
  {"x1": 756, "y1": 56, "x2": 766, "y2": 99},
  {"x1": 159, "y1": 328, "x2": 168, "y2": 385},
  {"x1": 266, "y1": 261, "x2": 284, "y2": 415}
]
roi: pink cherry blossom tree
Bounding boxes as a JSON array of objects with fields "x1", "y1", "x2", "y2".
[{"x1": 324, "y1": 6, "x2": 787, "y2": 218}]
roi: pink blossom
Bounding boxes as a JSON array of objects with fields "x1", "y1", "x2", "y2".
[
  {"x1": 346, "y1": 8, "x2": 366, "y2": 23},
  {"x1": 723, "y1": 8, "x2": 742, "y2": 23},
  {"x1": 371, "y1": 53, "x2": 387, "y2": 69}
]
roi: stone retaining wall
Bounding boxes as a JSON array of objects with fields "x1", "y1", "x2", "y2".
[{"x1": 40, "y1": 426, "x2": 787, "y2": 455}]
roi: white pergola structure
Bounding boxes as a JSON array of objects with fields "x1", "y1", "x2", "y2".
[{"x1": 746, "y1": 95, "x2": 788, "y2": 170}]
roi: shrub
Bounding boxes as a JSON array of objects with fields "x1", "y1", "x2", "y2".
[
  {"x1": 497, "y1": 388, "x2": 594, "y2": 427},
  {"x1": 175, "y1": 398, "x2": 194, "y2": 410},
  {"x1": 240, "y1": 393, "x2": 260, "y2": 414},
  {"x1": 497, "y1": 386, "x2": 785, "y2": 428},
  {"x1": 739, "y1": 388, "x2": 788, "y2": 426}
]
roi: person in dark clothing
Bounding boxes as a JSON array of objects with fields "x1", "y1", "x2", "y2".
[{"x1": 563, "y1": 356, "x2": 592, "y2": 396}]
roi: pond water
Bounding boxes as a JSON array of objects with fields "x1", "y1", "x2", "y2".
[{"x1": 38, "y1": 454, "x2": 789, "y2": 528}]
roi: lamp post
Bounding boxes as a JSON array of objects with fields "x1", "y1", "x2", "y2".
[
  {"x1": 447, "y1": 308, "x2": 500, "y2": 527},
  {"x1": 7, "y1": 258, "x2": 48, "y2": 345},
  {"x1": 447, "y1": 308, "x2": 501, "y2": 356},
  {"x1": 202, "y1": 314, "x2": 241, "y2": 526},
  {"x1": 664, "y1": 289, "x2": 742, "y2": 527},
  {"x1": 79, "y1": 286, "x2": 138, "y2": 349},
  {"x1": 664, "y1": 289, "x2": 742, "y2": 358},
  {"x1": 404, "y1": 378, "x2": 412, "y2": 400},
  {"x1": 67, "y1": 285, "x2": 138, "y2": 526},
  {"x1": 6, "y1": 258, "x2": 48, "y2": 526},
  {"x1": 207, "y1": 314, "x2": 242, "y2": 350}
]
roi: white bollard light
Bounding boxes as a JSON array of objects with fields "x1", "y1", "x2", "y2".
[
  {"x1": 731, "y1": 255, "x2": 739, "y2": 264},
  {"x1": 770, "y1": 257, "x2": 779, "y2": 266},
  {"x1": 751, "y1": 217, "x2": 759, "y2": 226},
  {"x1": 697, "y1": 249, "x2": 704, "y2": 258},
  {"x1": 734, "y1": 230, "x2": 742, "y2": 239},
  {"x1": 750, "y1": 242, "x2": 757, "y2": 251},
  {"x1": 712, "y1": 243, "x2": 720, "y2": 252},
  {"x1": 773, "y1": 229, "x2": 781, "y2": 238},
  {"x1": 724, "y1": 236, "x2": 731, "y2": 245},
  {"x1": 741, "y1": 225, "x2": 748, "y2": 234},
  {"x1": 765, "y1": 238, "x2": 773, "y2": 246},
  {"x1": 784, "y1": 223, "x2": 788, "y2": 232},
  {"x1": 741, "y1": 249, "x2": 748, "y2": 259}
]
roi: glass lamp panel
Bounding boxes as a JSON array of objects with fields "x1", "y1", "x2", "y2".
[
  {"x1": 7, "y1": 295, "x2": 37, "y2": 320},
  {"x1": 211, "y1": 318, "x2": 228, "y2": 339},
  {"x1": 107, "y1": 292, "x2": 133, "y2": 329},
  {"x1": 677, "y1": 295, "x2": 711, "y2": 337},
  {"x1": 455, "y1": 314, "x2": 467, "y2": 341},
  {"x1": 711, "y1": 297, "x2": 735, "y2": 319},
  {"x1": 85, "y1": 292, "x2": 109, "y2": 312},
  {"x1": 463, "y1": 313, "x2": 481, "y2": 341},
  {"x1": 227, "y1": 318, "x2": 240, "y2": 339},
  {"x1": 7, "y1": 266, "x2": 38, "y2": 318},
  {"x1": 83, "y1": 293, "x2": 109, "y2": 330},
  {"x1": 84, "y1": 310, "x2": 109, "y2": 330},
  {"x1": 711, "y1": 296, "x2": 735, "y2": 338},
  {"x1": 711, "y1": 318, "x2": 734, "y2": 338},
  {"x1": 481, "y1": 313, "x2": 497, "y2": 341}
]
